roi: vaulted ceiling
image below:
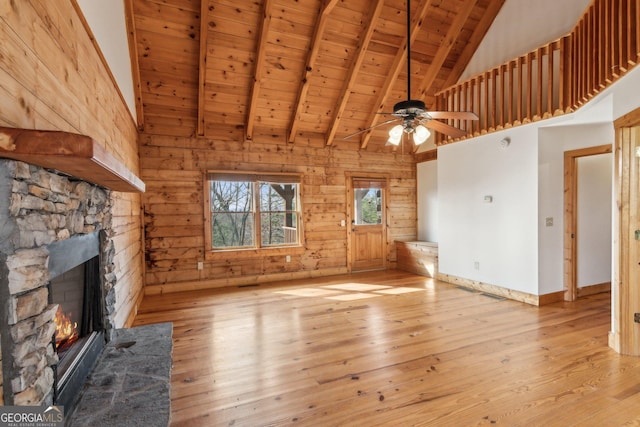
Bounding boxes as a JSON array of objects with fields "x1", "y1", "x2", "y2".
[{"x1": 131, "y1": 0, "x2": 505, "y2": 151}]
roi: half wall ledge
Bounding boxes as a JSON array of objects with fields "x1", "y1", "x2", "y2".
[{"x1": 0, "y1": 127, "x2": 145, "y2": 193}]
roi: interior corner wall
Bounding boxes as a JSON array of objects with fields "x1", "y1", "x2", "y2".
[
  {"x1": 537, "y1": 123, "x2": 614, "y2": 295},
  {"x1": 438, "y1": 126, "x2": 539, "y2": 294},
  {"x1": 417, "y1": 161, "x2": 438, "y2": 242}
]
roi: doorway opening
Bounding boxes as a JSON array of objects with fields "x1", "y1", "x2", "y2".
[{"x1": 563, "y1": 144, "x2": 613, "y2": 301}]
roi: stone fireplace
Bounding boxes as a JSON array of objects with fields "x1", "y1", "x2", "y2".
[{"x1": 0, "y1": 159, "x2": 118, "y2": 406}]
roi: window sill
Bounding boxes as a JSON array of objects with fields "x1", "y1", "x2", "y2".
[{"x1": 205, "y1": 245, "x2": 305, "y2": 260}]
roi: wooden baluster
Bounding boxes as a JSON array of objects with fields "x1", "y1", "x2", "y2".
[
  {"x1": 579, "y1": 16, "x2": 589, "y2": 104},
  {"x1": 547, "y1": 44, "x2": 554, "y2": 117},
  {"x1": 469, "y1": 79, "x2": 476, "y2": 135},
  {"x1": 559, "y1": 36, "x2": 568, "y2": 112},
  {"x1": 585, "y1": 3, "x2": 597, "y2": 95},
  {"x1": 462, "y1": 81, "x2": 468, "y2": 134},
  {"x1": 620, "y1": 0, "x2": 629, "y2": 72},
  {"x1": 508, "y1": 60, "x2": 514, "y2": 124},
  {"x1": 457, "y1": 84, "x2": 462, "y2": 131},
  {"x1": 605, "y1": 0, "x2": 613, "y2": 83},
  {"x1": 526, "y1": 52, "x2": 533, "y2": 122},
  {"x1": 611, "y1": 0, "x2": 620, "y2": 79},
  {"x1": 499, "y1": 64, "x2": 505, "y2": 128},
  {"x1": 536, "y1": 47, "x2": 543, "y2": 120},
  {"x1": 580, "y1": 16, "x2": 591, "y2": 104},
  {"x1": 484, "y1": 73, "x2": 490, "y2": 131},
  {"x1": 476, "y1": 76, "x2": 482, "y2": 132},
  {"x1": 517, "y1": 56, "x2": 523, "y2": 124},
  {"x1": 596, "y1": 0, "x2": 605, "y2": 89},
  {"x1": 489, "y1": 68, "x2": 498, "y2": 130}
]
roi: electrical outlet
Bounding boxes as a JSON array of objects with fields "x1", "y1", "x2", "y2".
[
  {"x1": 197, "y1": 261, "x2": 203, "y2": 270},
  {"x1": 285, "y1": 255, "x2": 291, "y2": 263},
  {"x1": 474, "y1": 261, "x2": 480, "y2": 270},
  {"x1": 546, "y1": 217, "x2": 553, "y2": 227},
  {"x1": 634, "y1": 313, "x2": 640, "y2": 323}
]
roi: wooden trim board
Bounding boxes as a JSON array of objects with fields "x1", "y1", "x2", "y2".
[
  {"x1": 436, "y1": 272, "x2": 564, "y2": 306},
  {"x1": 0, "y1": 127, "x2": 144, "y2": 192}
]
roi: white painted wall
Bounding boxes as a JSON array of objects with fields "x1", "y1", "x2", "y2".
[
  {"x1": 434, "y1": 65, "x2": 640, "y2": 296},
  {"x1": 577, "y1": 153, "x2": 612, "y2": 288},
  {"x1": 461, "y1": 0, "x2": 592, "y2": 80},
  {"x1": 417, "y1": 161, "x2": 437, "y2": 242},
  {"x1": 438, "y1": 127, "x2": 539, "y2": 294},
  {"x1": 537, "y1": 123, "x2": 614, "y2": 295},
  {"x1": 418, "y1": 0, "x2": 640, "y2": 300},
  {"x1": 76, "y1": 0, "x2": 137, "y2": 121}
]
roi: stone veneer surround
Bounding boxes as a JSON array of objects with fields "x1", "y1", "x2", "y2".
[{"x1": 0, "y1": 159, "x2": 117, "y2": 406}]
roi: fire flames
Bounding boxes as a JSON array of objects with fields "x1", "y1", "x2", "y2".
[{"x1": 54, "y1": 307, "x2": 79, "y2": 352}]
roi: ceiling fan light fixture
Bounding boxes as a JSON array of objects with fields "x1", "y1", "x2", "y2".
[
  {"x1": 386, "y1": 134, "x2": 402, "y2": 146},
  {"x1": 387, "y1": 124, "x2": 403, "y2": 146},
  {"x1": 413, "y1": 125, "x2": 430, "y2": 145}
]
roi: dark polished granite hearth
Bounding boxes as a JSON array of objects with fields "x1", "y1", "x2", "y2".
[{"x1": 67, "y1": 323, "x2": 173, "y2": 426}]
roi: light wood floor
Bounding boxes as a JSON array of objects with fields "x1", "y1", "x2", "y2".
[{"x1": 133, "y1": 270, "x2": 640, "y2": 426}]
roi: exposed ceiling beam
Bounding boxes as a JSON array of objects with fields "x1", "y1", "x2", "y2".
[
  {"x1": 415, "y1": 0, "x2": 477, "y2": 101},
  {"x1": 245, "y1": 0, "x2": 273, "y2": 141},
  {"x1": 287, "y1": 0, "x2": 339, "y2": 143},
  {"x1": 197, "y1": 0, "x2": 209, "y2": 136},
  {"x1": 325, "y1": 0, "x2": 385, "y2": 146},
  {"x1": 360, "y1": 0, "x2": 433, "y2": 149}
]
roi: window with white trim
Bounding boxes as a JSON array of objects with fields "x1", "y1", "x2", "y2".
[{"x1": 205, "y1": 172, "x2": 302, "y2": 250}]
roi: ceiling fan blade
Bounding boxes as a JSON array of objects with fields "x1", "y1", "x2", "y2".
[
  {"x1": 342, "y1": 118, "x2": 401, "y2": 140},
  {"x1": 423, "y1": 111, "x2": 479, "y2": 120},
  {"x1": 424, "y1": 120, "x2": 469, "y2": 139}
]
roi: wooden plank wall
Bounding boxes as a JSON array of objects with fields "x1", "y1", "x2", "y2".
[
  {"x1": 0, "y1": 1, "x2": 144, "y2": 327},
  {"x1": 140, "y1": 132, "x2": 417, "y2": 293}
]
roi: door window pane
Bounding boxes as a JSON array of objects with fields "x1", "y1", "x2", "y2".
[{"x1": 354, "y1": 188, "x2": 382, "y2": 225}]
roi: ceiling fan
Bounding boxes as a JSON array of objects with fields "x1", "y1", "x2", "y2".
[{"x1": 344, "y1": 0, "x2": 478, "y2": 146}]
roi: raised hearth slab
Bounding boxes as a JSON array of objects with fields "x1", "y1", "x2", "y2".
[{"x1": 67, "y1": 322, "x2": 173, "y2": 426}]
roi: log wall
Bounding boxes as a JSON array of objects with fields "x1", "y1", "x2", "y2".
[
  {"x1": 396, "y1": 241, "x2": 439, "y2": 278},
  {"x1": 0, "y1": 1, "x2": 143, "y2": 327},
  {"x1": 140, "y1": 132, "x2": 417, "y2": 293}
]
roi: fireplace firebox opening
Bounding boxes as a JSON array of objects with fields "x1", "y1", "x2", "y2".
[{"x1": 46, "y1": 231, "x2": 106, "y2": 410}]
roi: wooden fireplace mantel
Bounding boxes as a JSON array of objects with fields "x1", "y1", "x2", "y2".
[{"x1": 0, "y1": 127, "x2": 145, "y2": 193}]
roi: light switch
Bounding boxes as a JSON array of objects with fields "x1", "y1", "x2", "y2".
[
  {"x1": 635, "y1": 230, "x2": 640, "y2": 240},
  {"x1": 483, "y1": 195, "x2": 493, "y2": 203},
  {"x1": 546, "y1": 217, "x2": 553, "y2": 227}
]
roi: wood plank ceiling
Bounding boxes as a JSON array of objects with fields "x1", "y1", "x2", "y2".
[{"x1": 131, "y1": 0, "x2": 505, "y2": 151}]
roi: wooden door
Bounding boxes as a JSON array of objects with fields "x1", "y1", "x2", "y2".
[{"x1": 347, "y1": 176, "x2": 387, "y2": 272}]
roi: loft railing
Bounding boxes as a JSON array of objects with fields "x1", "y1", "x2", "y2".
[{"x1": 434, "y1": 0, "x2": 639, "y2": 144}]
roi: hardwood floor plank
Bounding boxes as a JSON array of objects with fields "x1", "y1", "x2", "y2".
[{"x1": 133, "y1": 271, "x2": 637, "y2": 426}]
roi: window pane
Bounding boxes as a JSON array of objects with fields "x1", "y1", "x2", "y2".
[
  {"x1": 207, "y1": 176, "x2": 301, "y2": 250},
  {"x1": 259, "y1": 183, "x2": 297, "y2": 211},
  {"x1": 210, "y1": 180, "x2": 254, "y2": 248},
  {"x1": 261, "y1": 212, "x2": 297, "y2": 245},
  {"x1": 211, "y1": 181, "x2": 252, "y2": 212},
  {"x1": 354, "y1": 188, "x2": 382, "y2": 225},
  {"x1": 212, "y1": 212, "x2": 254, "y2": 248}
]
